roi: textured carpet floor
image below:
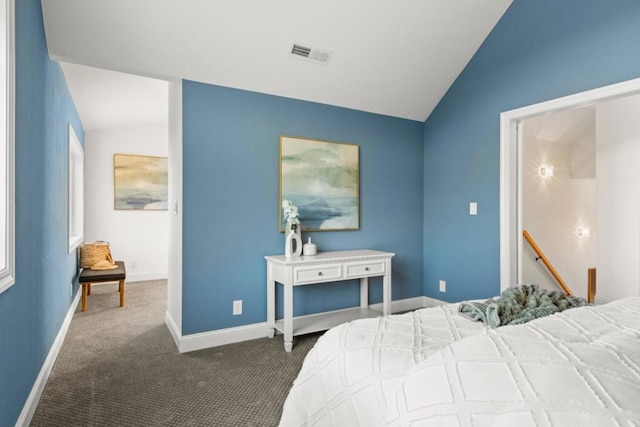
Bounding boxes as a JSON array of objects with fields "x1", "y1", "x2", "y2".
[{"x1": 30, "y1": 280, "x2": 320, "y2": 426}]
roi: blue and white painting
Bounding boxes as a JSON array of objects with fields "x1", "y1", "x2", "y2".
[
  {"x1": 114, "y1": 154, "x2": 168, "y2": 210},
  {"x1": 280, "y1": 136, "x2": 359, "y2": 231}
]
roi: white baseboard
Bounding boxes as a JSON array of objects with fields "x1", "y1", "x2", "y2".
[
  {"x1": 127, "y1": 271, "x2": 167, "y2": 283},
  {"x1": 369, "y1": 296, "x2": 430, "y2": 313},
  {"x1": 167, "y1": 296, "x2": 445, "y2": 353},
  {"x1": 16, "y1": 287, "x2": 81, "y2": 427},
  {"x1": 423, "y1": 296, "x2": 447, "y2": 307},
  {"x1": 165, "y1": 310, "x2": 182, "y2": 350},
  {"x1": 165, "y1": 309, "x2": 267, "y2": 353},
  {"x1": 180, "y1": 322, "x2": 268, "y2": 353}
]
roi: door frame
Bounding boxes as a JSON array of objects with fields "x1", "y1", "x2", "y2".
[{"x1": 499, "y1": 77, "x2": 640, "y2": 292}]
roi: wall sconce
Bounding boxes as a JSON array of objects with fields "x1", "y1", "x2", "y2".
[
  {"x1": 539, "y1": 165, "x2": 554, "y2": 177},
  {"x1": 577, "y1": 227, "x2": 590, "y2": 238}
]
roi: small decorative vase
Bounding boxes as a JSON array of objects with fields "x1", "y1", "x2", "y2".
[
  {"x1": 303, "y1": 237, "x2": 317, "y2": 256},
  {"x1": 285, "y1": 223, "x2": 302, "y2": 258}
]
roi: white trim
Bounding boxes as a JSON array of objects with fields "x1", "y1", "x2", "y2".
[
  {"x1": 0, "y1": 0, "x2": 15, "y2": 294},
  {"x1": 516, "y1": 121, "x2": 524, "y2": 287},
  {"x1": 166, "y1": 296, "x2": 447, "y2": 353},
  {"x1": 387, "y1": 296, "x2": 430, "y2": 312},
  {"x1": 15, "y1": 288, "x2": 81, "y2": 427},
  {"x1": 500, "y1": 77, "x2": 640, "y2": 292},
  {"x1": 499, "y1": 114, "x2": 511, "y2": 293},
  {"x1": 167, "y1": 80, "x2": 183, "y2": 334},
  {"x1": 67, "y1": 124, "x2": 83, "y2": 253},
  {"x1": 179, "y1": 322, "x2": 268, "y2": 353},
  {"x1": 422, "y1": 296, "x2": 447, "y2": 307},
  {"x1": 165, "y1": 309, "x2": 182, "y2": 350},
  {"x1": 126, "y1": 271, "x2": 167, "y2": 283}
]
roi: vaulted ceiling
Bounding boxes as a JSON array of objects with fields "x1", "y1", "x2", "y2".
[{"x1": 42, "y1": 0, "x2": 512, "y2": 124}]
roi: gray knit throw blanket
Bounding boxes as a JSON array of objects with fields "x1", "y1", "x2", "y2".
[{"x1": 458, "y1": 284, "x2": 587, "y2": 328}]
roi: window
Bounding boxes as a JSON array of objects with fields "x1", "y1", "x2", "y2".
[
  {"x1": 0, "y1": 0, "x2": 14, "y2": 294},
  {"x1": 68, "y1": 124, "x2": 83, "y2": 253}
]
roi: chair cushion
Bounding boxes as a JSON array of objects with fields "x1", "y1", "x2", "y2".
[{"x1": 79, "y1": 261, "x2": 126, "y2": 283}]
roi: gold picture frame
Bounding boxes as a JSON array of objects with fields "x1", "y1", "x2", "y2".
[
  {"x1": 114, "y1": 154, "x2": 168, "y2": 210},
  {"x1": 279, "y1": 135, "x2": 359, "y2": 231}
]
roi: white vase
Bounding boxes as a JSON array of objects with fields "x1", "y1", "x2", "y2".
[
  {"x1": 285, "y1": 223, "x2": 302, "y2": 258},
  {"x1": 303, "y1": 237, "x2": 317, "y2": 256}
]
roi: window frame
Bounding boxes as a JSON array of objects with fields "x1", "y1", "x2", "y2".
[
  {"x1": 0, "y1": 0, "x2": 15, "y2": 294},
  {"x1": 68, "y1": 123, "x2": 84, "y2": 253}
]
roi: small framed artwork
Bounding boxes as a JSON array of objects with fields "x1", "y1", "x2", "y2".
[
  {"x1": 114, "y1": 154, "x2": 168, "y2": 210},
  {"x1": 279, "y1": 135, "x2": 359, "y2": 231}
]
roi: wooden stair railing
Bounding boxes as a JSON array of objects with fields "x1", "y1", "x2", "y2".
[
  {"x1": 587, "y1": 268, "x2": 596, "y2": 304},
  {"x1": 522, "y1": 229, "x2": 574, "y2": 297}
]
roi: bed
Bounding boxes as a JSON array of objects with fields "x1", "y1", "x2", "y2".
[{"x1": 279, "y1": 296, "x2": 640, "y2": 426}]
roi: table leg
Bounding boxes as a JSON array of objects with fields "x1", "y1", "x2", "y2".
[
  {"x1": 119, "y1": 280, "x2": 125, "y2": 307},
  {"x1": 383, "y1": 259, "x2": 391, "y2": 316},
  {"x1": 360, "y1": 277, "x2": 368, "y2": 308},
  {"x1": 284, "y1": 282, "x2": 293, "y2": 352},
  {"x1": 266, "y1": 275, "x2": 275, "y2": 338},
  {"x1": 81, "y1": 283, "x2": 88, "y2": 312}
]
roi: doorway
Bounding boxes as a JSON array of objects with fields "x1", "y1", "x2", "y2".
[
  {"x1": 500, "y1": 77, "x2": 640, "y2": 301},
  {"x1": 60, "y1": 62, "x2": 171, "y2": 299},
  {"x1": 520, "y1": 106, "x2": 596, "y2": 299}
]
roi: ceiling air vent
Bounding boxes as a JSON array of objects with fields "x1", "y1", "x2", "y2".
[{"x1": 290, "y1": 43, "x2": 332, "y2": 65}]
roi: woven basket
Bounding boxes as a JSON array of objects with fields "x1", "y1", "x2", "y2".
[{"x1": 79, "y1": 242, "x2": 114, "y2": 268}]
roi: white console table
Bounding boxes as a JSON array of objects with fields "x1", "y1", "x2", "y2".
[{"x1": 265, "y1": 249, "x2": 395, "y2": 352}]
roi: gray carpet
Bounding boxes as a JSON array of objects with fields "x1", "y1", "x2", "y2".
[{"x1": 30, "y1": 280, "x2": 320, "y2": 426}]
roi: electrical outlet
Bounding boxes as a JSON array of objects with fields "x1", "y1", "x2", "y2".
[
  {"x1": 439, "y1": 280, "x2": 446, "y2": 292},
  {"x1": 131, "y1": 260, "x2": 138, "y2": 269},
  {"x1": 233, "y1": 300, "x2": 242, "y2": 315}
]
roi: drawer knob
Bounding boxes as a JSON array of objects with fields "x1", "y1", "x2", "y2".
[
  {"x1": 318, "y1": 271, "x2": 323, "y2": 276},
  {"x1": 365, "y1": 267, "x2": 370, "y2": 271}
]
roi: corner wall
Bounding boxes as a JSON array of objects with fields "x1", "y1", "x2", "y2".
[
  {"x1": 0, "y1": 0, "x2": 84, "y2": 424},
  {"x1": 423, "y1": 0, "x2": 640, "y2": 301},
  {"x1": 181, "y1": 81, "x2": 424, "y2": 335},
  {"x1": 167, "y1": 81, "x2": 183, "y2": 333},
  {"x1": 84, "y1": 124, "x2": 169, "y2": 282},
  {"x1": 596, "y1": 94, "x2": 640, "y2": 301}
]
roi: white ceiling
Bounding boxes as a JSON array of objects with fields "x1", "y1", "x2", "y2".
[
  {"x1": 60, "y1": 63, "x2": 168, "y2": 131},
  {"x1": 42, "y1": 0, "x2": 512, "y2": 124},
  {"x1": 524, "y1": 107, "x2": 596, "y2": 144}
]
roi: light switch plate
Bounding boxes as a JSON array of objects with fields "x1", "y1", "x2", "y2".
[
  {"x1": 233, "y1": 300, "x2": 242, "y2": 315},
  {"x1": 470, "y1": 202, "x2": 477, "y2": 215}
]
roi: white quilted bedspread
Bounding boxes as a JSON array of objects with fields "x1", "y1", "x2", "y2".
[
  {"x1": 279, "y1": 303, "x2": 487, "y2": 426},
  {"x1": 390, "y1": 297, "x2": 640, "y2": 426},
  {"x1": 280, "y1": 298, "x2": 640, "y2": 427}
]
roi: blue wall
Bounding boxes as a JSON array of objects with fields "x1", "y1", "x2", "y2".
[
  {"x1": 0, "y1": 0, "x2": 84, "y2": 425},
  {"x1": 423, "y1": 0, "x2": 640, "y2": 302},
  {"x1": 182, "y1": 82, "x2": 423, "y2": 334}
]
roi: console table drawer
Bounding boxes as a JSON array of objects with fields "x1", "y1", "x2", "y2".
[
  {"x1": 294, "y1": 264, "x2": 342, "y2": 284},
  {"x1": 345, "y1": 261, "x2": 386, "y2": 278}
]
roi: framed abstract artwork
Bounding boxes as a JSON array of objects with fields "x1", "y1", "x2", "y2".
[
  {"x1": 114, "y1": 154, "x2": 168, "y2": 210},
  {"x1": 279, "y1": 135, "x2": 359, "y2": 231}
]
